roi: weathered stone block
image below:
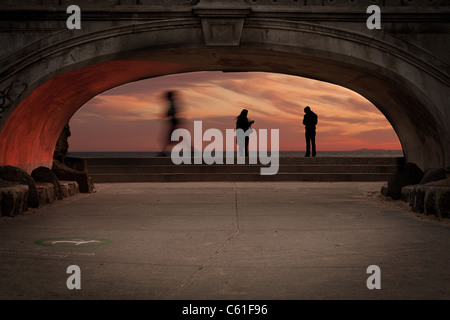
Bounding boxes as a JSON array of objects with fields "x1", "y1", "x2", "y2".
[
  {"x1": 425, "y1": 190, "x2": 437, "y2": 216},
  {"x1": 52, "y1": 160, "x2": 94, "y2": 193},
  {"x1": 410, "y1": 187, "x2": 425, "y2": 213},
  {"x1": 36, "y1": 182, "x2": 57, "y2": 205},
  {"x1": 0, "y1": 166, "x2": 39, "y2": 208},
  {"x1": 0, "y1": 185, "x2": 29, "y2": 216},
  {"x1": 439, "y1": 191, "x2": 450, "y2": 218},
  {"x1": 60, "y1": 183, "x2": 69, "y2": 198},
  {"x1": 64, "y1": 157, "x2": 87, "y2": 172},
  {"x1": 60, "y1": 181, "x2": 79, "y2": 197},
  {"x1": 401, "y1": 185, "x2": 414, "y2": 202},
  {"x1": 32, "y1": 166, "x2": 63, "y2": 200},
  {"x1": 381, "y1": 182, "x2": 388, "y2": 197},
  {"x1": 420, "y1": 168, "x2": 446, "y2": 185},
  {"x1": 407, "y1": 178, "x2": 450, "y2": 218},
  {"x1": 385, "y1": 162, "x2": 424, "y2": 200},
  {"x1": 67, "y1": 181, "x2": 79, "y2": 196}
]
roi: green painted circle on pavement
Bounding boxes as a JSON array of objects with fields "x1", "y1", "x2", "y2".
[{"x1": 34, "y1": 237, "x2": 113, "y2": 247}]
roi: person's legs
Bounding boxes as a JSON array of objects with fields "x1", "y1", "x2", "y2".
[
  {"x1": 237, "y1": 142, "x2": 244, "y2": 157},
  {"x1": 305, "y1": 131, "x2": 311, "y2": 157},
  {"x1": 159, "y1": 125, "x2": 174, "y2": 156},
  {"x1": 311, "y1": 131, "x2": 316, "y2": 157},
  {"x1": 245, "y1": 136, "x2": 249, "y2": 157}
]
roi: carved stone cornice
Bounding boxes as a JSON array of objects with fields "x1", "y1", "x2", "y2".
[{"x1": 193, "y1": 1, "x2": 251, "y2": 46}]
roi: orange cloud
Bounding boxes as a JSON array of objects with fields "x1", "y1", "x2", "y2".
[{"x1": 68, "y1": 71, "x2": 401, "y2": 152}]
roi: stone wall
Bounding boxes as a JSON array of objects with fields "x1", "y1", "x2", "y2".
[{"x1": 0, "y1": 0, "x2": 448, "y2": 174}]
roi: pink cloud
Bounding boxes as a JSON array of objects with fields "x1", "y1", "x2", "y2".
[{"x1": 68, "y1": 71, "x2": 401, "y2": 152}]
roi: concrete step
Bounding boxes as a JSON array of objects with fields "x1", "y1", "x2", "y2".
[
  {"x1": 84, "y1": 157, "x2": 401, "y2": 183},
  {"x1": 89, "y1": 172, "x2": 394, "y2": 183},
  {"x1": 84, "y1": 156, "x2": 403, "y2": 166},
  {"x1": 87, "y1": 164, "x2": 397, "y2": 174}
]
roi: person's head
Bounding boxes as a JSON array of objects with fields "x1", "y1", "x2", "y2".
[
  {"x1": 239, "y1": 109, "x2": 248, "y2": 118},
  {"x1": 167, "y1": 91, "x2": 175, "y2": 100},
  {"x1": 304, "y1": 106, "x2": 311, "y2": 113}
]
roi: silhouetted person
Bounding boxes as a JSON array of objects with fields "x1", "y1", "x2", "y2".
[
  {"x1": 160, "y1": 91, "x2": 180, "y2": 156},
  {"x1": 303, "y1": 106, "x2": 318, "y2": 157},
  {"x1": 236, "y1": 109, "x2": 255, "y2": 157}
]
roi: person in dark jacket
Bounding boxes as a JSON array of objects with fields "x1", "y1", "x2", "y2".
[
  {"x1": 159, "y1": 91, "x2": 180, "y2": 156},
  {"x1": 303, "y1": 106, "x2": 318, "y2": 157},
  {"x1": 236, "y1": 109, "x2": 254, "y2": 157}
]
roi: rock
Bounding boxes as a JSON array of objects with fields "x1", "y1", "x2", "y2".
[
  {"x1": 439, "y1": 191, "x2": 450, "y2": 218},
  {"x1": 0, "y1": 184, "x2": 29, "y2": 216},
  {"x1": 0, "y1": 178, "x2": 10, "y2": 187},
  {"x1": 31, "y1": 166, "x2": 64, "y2": 200},
  {"x1": 60, "y1": 181, "x2": 79, "y2": 197},
  {"x1": 410, "y1": 187, "x2": 425, "y2": 213},
  {"x1": 424, "y1": 177, "x2": 450, "y2": 187},
  {"x1": 53, "y1": 123, "x2": 71, "y2": 163},
  {"x1": 52, "y1": 160, "x2": 94, "y2": 193},
  {"x1": 407, "y1": 178, "x2": 450, "y2": 218},
  {"x1": 401, "y1": 185, "x2": 415, "y2": 202},
  {"x1": 425, "y1": 190, "x2": 437, "y2": 216},
  {"x1": 381, "y1": 182, "x2": 388, "y2": 197},
  {"x1": 429, "y1": 178, "x2": 450, "y2": 218},
  {"x1": 0, "y1": 166, "x2": 39, "y2": 208},
  {"x1": 385, "y1": 162, "x2": 424, "y2": 200},
  {"x1": 35, "y1": 182, "x2": 57, "y2": 205},
  {"x1": 420, "y1": 168, "x2": 446, "y2": 185},
  {"x1": 51, "y1": 123, "x2": 93, "y2": 194},
  {"x1": 64, "y1": 156, "x2": 87, "y2": 172}
]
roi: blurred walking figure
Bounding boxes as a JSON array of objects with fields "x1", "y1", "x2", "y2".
[
  {"x1": 303, "y1": 106, "x2": 318, "y2": 157},
  {"x1": 235, "y1": 109, "x2": 255, "y2": 157},
  {"x1": 160, "y1": 91, "x2": 180, "y2": 156}
]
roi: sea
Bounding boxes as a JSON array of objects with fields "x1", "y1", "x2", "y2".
[{"x1": 68, "y1": 149, "x2": 404, "y2": 158}]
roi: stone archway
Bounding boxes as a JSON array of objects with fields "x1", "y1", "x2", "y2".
[{"x1": 0, "y1": 16, "x2": 448, "y2": 173}]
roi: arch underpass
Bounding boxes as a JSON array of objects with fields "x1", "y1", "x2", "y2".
[{"x1": 0, "y1": 1, "x2": 449, "y2": 173}]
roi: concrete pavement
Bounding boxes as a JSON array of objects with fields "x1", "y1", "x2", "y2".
[{"x1": 0, "y1": 181, "x2": 450, "y2": 300}]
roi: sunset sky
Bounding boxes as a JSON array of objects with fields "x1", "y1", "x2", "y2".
[{"x1": 68, "y1": 71, "x2": 401, "y2": 152}]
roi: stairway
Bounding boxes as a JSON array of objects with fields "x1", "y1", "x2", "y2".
[{"x1": 84, "y1": 156, "x2": 402, "y2": 183}]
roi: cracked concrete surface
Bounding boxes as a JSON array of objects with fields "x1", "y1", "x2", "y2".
[{"x1": 0, "y1": 181, "x2": 449, "y2": 300}]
